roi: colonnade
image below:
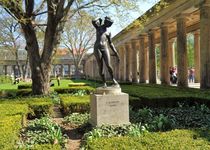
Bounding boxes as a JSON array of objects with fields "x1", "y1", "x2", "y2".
[
  {"x1": 111, "y1": 0, "x2": 210, "y2": 89},
  {"x1": 84, "y1": 0, "x2": 210, "y2": 89}
]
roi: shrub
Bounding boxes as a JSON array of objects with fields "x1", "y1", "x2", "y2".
[
  {"x1": 0, "y1": 97, "x2": 54, "y2": 119},
  {"x1": 0, "y1": 104, "x2": 28, "y2": 149},
  {"x1": 68, "y1": 83, "x2": 90, "y2": 86},
  {"x1": 0, "y1": 115, "x2": 23, "y2": 149},
  {"x1": 18, "y1": 84, "x2": 32, "y2": 89},
  {"x1": 0, "y1": 75, "x2": 12, "y2": 84},
  {"x1": 0, "y1": 103, "x2": 28, "y2": 117},
  {"x1": 18, "y1": 117, "x2": 67, "y2": 149},
  {"x1": 54, "y1": 86, "x2": 95, "y2": 94},
  {"x1": 130, "y1": 105, "x2": 210, "y2": 131},
  {"x1": 0, "y1": 89, "x2": 17, "y2": 98},
  {"x1": 122, "y1": 84, "x2": 210, "y2": 108},
  {"x1": 85, "y1": 129, "x2": 210, "y2": 150},
  {"x1": 60, "y1": 95, "x2": 90, "y2": 115},
  {"x1": 82, "y1": 124, "x2": 148, "y2": 148},
  {"x1": 63, "y1": 113, "x2": 90, "y2": 126}
]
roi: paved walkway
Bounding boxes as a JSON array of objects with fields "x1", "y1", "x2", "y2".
[{"x1": 147, "y1": 80, "x2": 201, "y2": 89}]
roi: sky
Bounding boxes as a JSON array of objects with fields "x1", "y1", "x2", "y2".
[{"x1": 110, "y1": 0, "x2": 160, "y2": 36}]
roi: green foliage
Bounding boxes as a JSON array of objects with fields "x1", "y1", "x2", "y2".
[
  {"x1": 60, "y1": 95, "x2": 90, "y2": 115},
  {"x1": 187, "y1": 34, "x2": 194, "y2": 67},
  {"x1": 29, "y1": 144, "x2": 61, "y2": 150},
  {"x1": 82, "y1": 124, "x2": 148, "y2": 147},
  {"x1": 63, "y1": 113, "x2": 89, "y2": 126},
  {"x1": 0, "y1": 115, "x2": 23, "y2": 149},
  {"x1": 85, "y1": 129, "x2": 210, "y2": 150},
  {"x1": 0, "y1": 75, "x2": 12, "y2": 84},
  {"x1": 54, "y1": 86, "x2": 95, "y2": 94},
  {"x1": 18, "y1": 83, "x2": 32, "y2": 89},
  {"x1": 50, "y1": 92, "x2": 61, "y2": 104},
  {"x1": 0, "y1": 89, "x2": 33, "y2": 98},
  {"x1": 122, "y1": 84, "x2": 210, "y2": 108},
  {"x1": 0, "y1": 97, "x2": 54, "y2": 119},
  {"x1": 0, "y1": 103, "x2": 28, "y2": 117},
  {"x1": 150, "y1": 114, "x2": 175, "y2": 131},
  {"x1": 18, "y1": 117, "x2": 67, "y2": 149},
  {"x1": 130, "y1": 104, "x2": 210, "y2": 131},
  {"x1": 0, "y1": 104, "x2": 28, "y2": 149}
]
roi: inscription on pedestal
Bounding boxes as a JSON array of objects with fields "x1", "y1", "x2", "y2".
[{"x1": 90, "y1": 92, "x2": 130, "y2": 126}]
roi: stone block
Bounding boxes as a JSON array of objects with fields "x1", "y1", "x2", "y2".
[{"x1": 90, "y1": 92, "x2": 129, "y2": 126}]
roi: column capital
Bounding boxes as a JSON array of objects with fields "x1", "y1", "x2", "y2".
[
  {"x1": 131, "y1": 39, "x2": 139, "y2": 45},
  {"x1": 148, "y1": 28, "x2": 158, "y2": 34},
  {"x1": 124, "y1": 42, "x2": 132, "y2": 47},
  {"x1": 200, "y1": 0, "x2": 210, "y2": 7},
  {"x1": 139, "y1": 33, "x2": 147, "y2": 38},
  {"x1": 160, "y1": 21, "x2": 170, "y2": 28},
  {"x1": 193, "y1": 30, "x2": 200, "y2": 35},
  {"x1": 169, "y1": 38, "x2": 175, "y2": 43},
  {"x1": 175, "y1": 13, "x2": 188, "y2": 20}
]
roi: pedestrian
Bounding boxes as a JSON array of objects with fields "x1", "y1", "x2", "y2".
[{"x1": 56, "y1": 75, "x2": 60, "y2": 86}]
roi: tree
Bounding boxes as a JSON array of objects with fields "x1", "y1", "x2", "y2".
[
  {"x1": 0, "y1": 10, "x2": 29, "y2": 79},
  {"x1": 63, "y1": 12, "x2": 94, "y2": 78},
  {"x1": 0, "y1": 0, "x2": 139, "y2": 95}
]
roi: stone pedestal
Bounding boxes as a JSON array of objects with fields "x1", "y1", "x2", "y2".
[{"x1": 90, "y1": 87, "x2": 129, "y2": 126}]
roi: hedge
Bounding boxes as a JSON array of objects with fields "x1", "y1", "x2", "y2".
[
  {"x1": 0, "y1": 104, "x2": 28, "y2": 149},
  {"x1": 122, "y1": 84, "x2": 210, "y2": 109},
  {"x1": 18, "y1": 84, "x2": 32, "y2": 89},
  {"x1": 54, "y1": 86, "x2": 95, "y2": 94},
  {"x1": 0, "y1": 89, "x2": 33, "y2": 98},
  {"x1": 0, "y1": 104, "x2": 61, "y2": 150},
  {"x1": 0, "y1": 75, "x2": 12, "y2": 84},
  {"x1": 85, "y1": 129, "x2": 210, "y2": 150},
  {"x1": 60, "y1": 95, "x2": 90, "y2": 115},
  {"x1": 0, "y1": 97, "x2": 54, "y2": 119},
  {"x1": 68, "y1": 83, "x2": 90, "y2": 86}
]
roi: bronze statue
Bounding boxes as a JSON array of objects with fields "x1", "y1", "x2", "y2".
[{"x1": 92, "y1": 16, "x2": 120, "y2": 88}]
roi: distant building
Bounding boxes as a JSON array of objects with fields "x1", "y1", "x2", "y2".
[{"x1": 0, "y1": 47, "x2": 88, "y2": 78}]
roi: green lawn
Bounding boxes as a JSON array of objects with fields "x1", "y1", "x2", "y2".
[
  {"x1": 121, "y1": 84, "x2": 210, "y2": 100},
  {"x1": 0, "y1": 79, "x2": 99, "y2": 90}
]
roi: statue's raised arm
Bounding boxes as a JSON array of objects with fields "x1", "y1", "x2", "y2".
[{"x1": 92, "y1": 17, "x2": 102, "y2": 28}]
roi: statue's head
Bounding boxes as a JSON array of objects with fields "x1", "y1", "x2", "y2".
[{"x1": 104, "y1": 16, "x2": 113, "y2": 27}]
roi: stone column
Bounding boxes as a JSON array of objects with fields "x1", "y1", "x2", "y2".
[
  {"x1": 200, "y1": 0, "x2": 210, "y2": 88},
  {"x1": 148, "y1": 29, "x2": 157, "y2": 84},
  {"x1": 176, "y1": 15, "x2": 188, "y2": 87},
  {"x1": 194, "y1": 31, "x2": 200, "y2": 83},
  {"x1": 119, "y1": 47, "x2": 123, "y2": 81},
  {"x1": 139, "y1": 34, "x2": 147, "y2": 83},
  {"x1": 61, "y1": 64, "x2": 64, "y2": 77},
  {"x1": 68, "y1": 64, "x2": 71, "y2": 77},
  {"x1": 4, "y1": 65, "x2": 7, "y2": 75},
  {"x1": 160, "y1": 23, "x2": 170, "y2": 85},
  {"x1": 131, "y1": 40, "x2": 138, "y2": 83},
  {"x1": 121, "y1": 46, "x2": 126, "y2": 81},
  {"x1": 168, "y1": 39, "x2": 175, "y2": 68},
  {"x1": 125, "y1": 43, "x2": 132, "y2": 82},
  {"x1": 146, "y1": 47, "x2": 149, "y2": 81}
]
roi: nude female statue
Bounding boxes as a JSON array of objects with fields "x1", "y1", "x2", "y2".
[{"x1": 92, "y1": 17, "x2": 120, "y2": 88}]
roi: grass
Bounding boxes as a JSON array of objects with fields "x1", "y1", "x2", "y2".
[
  {"x1": 121, "y1": 84, "x2": 210, "y2": 100},
  {"x1": 0, "y1": 79, "x2": 99, "y2": 91}
]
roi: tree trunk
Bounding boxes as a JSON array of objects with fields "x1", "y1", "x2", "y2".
[
  {"x1": 30, "y1": 60, "x2": 51, "y2": 95},
  {"x1": 15, "y1": 51, "x2": 23, "y2": 77},
  {"x1": 22, "y1": 55, "x2": 29, "y2": 80},
  {"x1": 22, "y1": 24, "x2": 52, "y2": 95}
]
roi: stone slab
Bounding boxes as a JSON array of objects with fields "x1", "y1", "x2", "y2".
[
  {"x1": 95, "y1": 86, "x2": 121, "y2": 95},
  {"x1": 90, "y1": 92, "x2": 129, "y2": 126}
]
